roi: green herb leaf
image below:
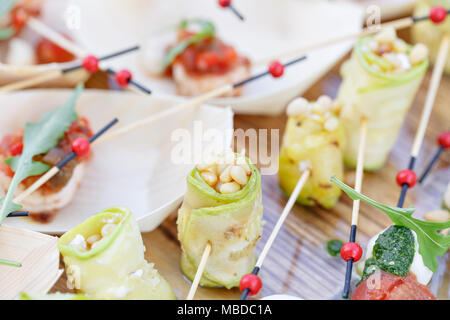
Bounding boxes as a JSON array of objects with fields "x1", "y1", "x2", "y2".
[
  {"x1": 326, "y1": 239, "x2": 343, "y2": 257},
  {"x1": 0, "y1": 84, "x2": 83, "y2": 223},
  {"x1": 4, "y1": 156, "x2": 50, "y2": 176},
  {"x1": 161, "y1": 19, "x2": 216, "y2": 71},
  {"x1": 0, "y1": 27, "x2": 14, "y2": 40},
  {"x1": 0, "y1": 258, "x2": 21, "y2": 267},
  {"x1": 331, "y1": 176, "x2": 450, "y2": 273}
]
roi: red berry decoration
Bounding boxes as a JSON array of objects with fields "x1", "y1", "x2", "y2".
[
  {"x1": 396, "y1": 169, "x2": 417, "y2": 188},
  {"x1": 71, "y1": 138, "x2": 90, "y2": 158},
  {"x1": 438, "y1": 131, "x2": 450, "y2": 148},
  {"x1": 340, "y1": 242, "x2": 363, "y2": 262},
  {"x1": 268, "y1": 61, "x2": 284, "y2": 78},
  {"x1": 115, "y1": 69, "x2": 132, "y2": 87},
  {"x1": 82, "y1": 55, "x2": 99, "y2": 73},
  {"x1": 218, "y1": 0, "x2": 231, "y2": 8},
  {"x1": 430, "y1": 6, "x2": 447, "y2": 24},
  {"x1": 239, "y1": 274, "x2": 262, "y2": 296}
]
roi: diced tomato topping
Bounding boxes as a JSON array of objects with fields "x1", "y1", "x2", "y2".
[
  {"x1": 9, "y1": 141, "x2": 23, "y2": 156},
  {"x1": 195, "y1": 51, "x2": 220, "y2": 71},
  {"x1": 35, "y1": 36, "x2": 76, "y2": 64}
]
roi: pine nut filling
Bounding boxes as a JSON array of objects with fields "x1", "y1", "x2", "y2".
[
  {"x1": 197, "y1": 154, "x2": 252, "y2": 194},
  {"x1": 69, "y1": 222, "x2": 118, "y2": 252},
  {"x1": 364, "y1": 27, "x2": 428, "y2": 74}
]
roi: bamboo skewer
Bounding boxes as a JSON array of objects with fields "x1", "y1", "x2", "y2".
[
  {"x1": 240, "y1": 168, "x2": 310, "y2": 300},
  {"x1": 342, "y1": 118, "x2": 367, "y2": 299},
  {"x1": 186, "y1": 241, "x2": 212, "y2": 300},
  {"x1": 0, "y1": 70, "x2": 63, "y2": 93},
  {"x1": 397, "y1": 35, "x2": 450, "y2": 207}
]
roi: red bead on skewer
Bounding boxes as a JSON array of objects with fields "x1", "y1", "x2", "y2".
[
  {"x1": 438, "y1": 131, "x2": 450, "y2": 148},
  {"x1": 430, "y1": 6, "x2": 447, "y2": 24},
  {"x1": 115, "y1": 69, "x2": 132, "y2": 87},
  {"x1": 218, "y1": 0, "x2": 231, "y2": 8},
  {"x1": 268, "y1": 61, "x2": 284, "y2": 78},
  {"x1": 396, "y1": 169, "x2": 417, "y2": 188},
  {"x1": 239, "y1": 274, "x2": 262, "y2": 296},
  {"x1": 71, "y1": 138, "x2": 90, "y2": 158},
  {"x1": 340, "y1": 242, "x2": 363, "y2": 262},
  {"x1": 82, "y1": 55, "x2": 99, "y2": 73}
]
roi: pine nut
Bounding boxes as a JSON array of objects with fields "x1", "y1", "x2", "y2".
[
  {"x1": 424, "y1": 210, "x2": 449, "y2": 223},
  {"x1": 200, "y1": 171, "x2": 218, "y2": 187},
  {"x1": 324, "y1": 117, "x2": 339, "y2": 132},
  {"x1": 374, "y1": 27, "x2": 396, "y2": 44},
  {"x1": 409, "y1": 43, "x2": 428, "y2": 65},
  {"x1": 317, "y1": 95, "x2": 332, "y2": 110},
  {"x1": 236, "y1": 157, "x2": 251, "y2": 175},
  {"x1": 101, "y1": 223, "x2": 117, "y2": 237},
  {"x1": 286, "y1": 98, "x2": 309, "y2": 116},
  {"x1": 219, "y1": 182, "x2": 241, "y2": 194},
  {"x1": 230, "y1": 165, "x2": 248, "y2": 185},
  {"x1": 86, "y1": 234, "x2": 101, "y2": 246},
  {"x1": 219, "y1": 165, "x2": 233, "y2": 183}
]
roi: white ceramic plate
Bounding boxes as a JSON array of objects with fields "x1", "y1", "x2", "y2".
[
  {"x1": 0, "y1": 0, "x2": 88, "y2": 86},
  {"x1": 1, "y1": 89, "x2": 234, "y2": 233},
  {"x1": 69, "y1": 0, "x2": 364, "y2": 114}
]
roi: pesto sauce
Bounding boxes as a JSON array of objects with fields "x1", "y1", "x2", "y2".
[
  {"x1": 326, "y1": 239, "x2": 343, "y2": 257},
  {"x1": 372, "y1": 225, "x2": 415, "y2": 277}
]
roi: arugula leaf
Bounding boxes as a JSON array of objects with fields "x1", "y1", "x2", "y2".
[
  {"x1": 331, "y1": 176, "x2": 450, "y2": 273},
  {"x1": 0, "y1": 83, "x2": 83, "y2": 223},
  {"x1": 161, "y1": 19, "x2": 216, "y2": 71},
  {"x1": 4, "y1": 156, "x2": 50, "y2": 176}
]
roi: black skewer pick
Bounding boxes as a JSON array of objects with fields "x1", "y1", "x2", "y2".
[
  {"x1": 7, "y1": 211, "x2": 29, "y2": 217},
  {"x1": 419, "y1": 131, "x2": 450, "y2": 183},
  {"x1": 106, "y1": 68, "x2": 152, "y2": 95},
  {"x1": 219, "y1": 0, "x2": 245, "y2": 21}
]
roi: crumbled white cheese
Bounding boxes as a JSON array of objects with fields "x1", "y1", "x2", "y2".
[
  {"x1": 130, "y1": 269, "x2": 143, "y2": 279},
  {"x1": 115, "y1": 285, "x2": 131, "y2": 299},
  {"x1": 324, "y1": 117, "x2": 339, "y2": 132},
  {"x1": 298, "y1": 160, "x2": 312, "y2": 172}
]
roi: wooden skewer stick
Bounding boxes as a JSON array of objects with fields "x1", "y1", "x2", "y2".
[
  {"x1": 397, "y1": 35, "x2": 450, "y2": 207},
  {"x1": 253, "y1": 17, "x2": 414, "y2": 66},
  {"x1": 342, "y1": 118, "x2": 367, "y2": 299},
  {"x1": 0, "y1": 69, "x2": 63, "y2": 93},
  {"x1": 25, "y1": 18, "x2": 150, "y2": 94},
  {"x1": 241, "y1": 168, "x2": 310, "y2": 300},
  {"x1": 186, "y1": 241, "x2": 212, "y2": 300},
  {"x1": 27, "y1": 17, "x2": 87, "y2": 58}
]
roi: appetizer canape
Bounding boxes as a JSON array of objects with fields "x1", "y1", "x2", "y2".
[
  {"x1": 177, "y1": 152, "x2": 263, "y2": 288},
  {"x1": 142, "y1": 19, "x2": 250, "y2": 97},
  {"x1": 337, "y1": 28, "x2": 429, "y2": 170},
  {"x1": 413, "y1": 1, "x2": 450, "y2": 74},
  {"x1": 333, "y1": 177, "x2": 450, "y2": 300},
  {"x1": 58, "y1": 207, "x2": 176, "y2": 300},
  {"x1": 0, "y1": 0, "x2": 75, "y2": 66},
  {"x1": 0, "y1": 117, "x2": 92, "y2": 222},
  {"x1": 278, "y1": 96, "x2": 345, "y2": 209}
]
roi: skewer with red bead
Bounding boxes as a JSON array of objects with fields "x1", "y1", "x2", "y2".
[
  {"x1": 418, "y1": 131, "x2": 450, "y2": 183},
  {"x1": 106, "y1": 68, "x2": 152, "y2": 95},
  {"x1": 239, "y1": 168, "x2": 311, "y2": 300},
  {"x1": 218, "y1": 0, "x2": 245, "y2": 21},
  {"x1": 396, "y1": 31, "x2": 450, "y2": 207},
  {"x1": 11, "y1": 118, "x2": 118, "y2": 206},
  {"x1": 0, "y1": 45, "x2": 141, "y2": 93},
  {"x1": 340, "y1": 118, "x2": 367, "y2": 299},
  {"x1": 254, "y1": 6, "x2": 450, "y2": 67}
]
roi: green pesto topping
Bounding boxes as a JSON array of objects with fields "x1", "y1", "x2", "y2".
[
  {"x1": 373, "y1": 225, "x2": 415, "y2": 277},
  {"x1": 326, "y1": 239, "x2": 343, "y2": 257}
]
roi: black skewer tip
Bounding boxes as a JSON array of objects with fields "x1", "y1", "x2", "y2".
[
  {"x1": 7, "y1": 211, "x2": 30, "y2": 217},
  {"x1": 239, "y1": 266, "x2": 260, "y2": 300},
  {"x1": 419, "y1": 146, "x2": 445, "y2": 183},
  {"x1": 106, "y1": 68, "x2": 152, "y2": 95},
  {"x1": 229, "y1": 4, "x2": 245, "y2": 21}
]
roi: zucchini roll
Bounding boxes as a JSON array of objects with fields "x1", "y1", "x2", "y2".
[
  {"x1": 58, "y1": 207, "x2": 176, "y2": 300},
  {"x1": 278, "y1": 96, "x2": 346, "y2": 209},
  {"x1": 412, "y1": 0, "x2": 450, "y2": 75},
  {"x1": 177, "y1": 153, "x2": 263, "y2": 289},
  {"x1": 337, "y1": 28, "x2": 429, "y2": 170}
]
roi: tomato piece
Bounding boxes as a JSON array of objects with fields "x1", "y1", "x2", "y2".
[
  {"x1": 35, "y1": 36, "x2": 76, "y2": 64},
  {"x1": 195, "y1": 51, "x2": 220, "y2": 71},
  {"x1": 222, "y1": 46, "x2": 237, "y2": 64},
  {"x1": 9, "y1": 141, "x2": 23, "y2": 156}
]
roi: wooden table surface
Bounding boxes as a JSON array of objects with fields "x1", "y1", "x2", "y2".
[{"x1": 51, "y1": 28, "x2": 449, "y2": 300}]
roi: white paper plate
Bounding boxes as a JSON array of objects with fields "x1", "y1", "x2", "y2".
[
  {"x1": 69, "y1": 0, "x2": 364, "y2": 115},
  {"x1": 1, "y1": 89, "x2": 234, "y2": 234},
  {"x1": 0, "y1": 0, "x2": 89, "y2": 86}
]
